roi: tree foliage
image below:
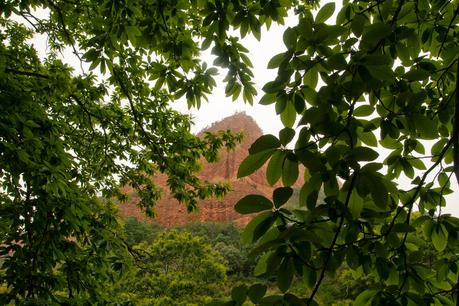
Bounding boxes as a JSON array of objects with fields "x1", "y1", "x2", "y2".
[
  {"x1": 229, "y1": 0, "x2": 459, "y2": 305},
  {"x1": 0, "y1": 0, "x2": 264, "y2": 303}
]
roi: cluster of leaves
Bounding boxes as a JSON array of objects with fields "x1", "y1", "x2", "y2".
[
  {"x1": 0, "y1": 0, "x2": 298, "y2": 302},
  {"x1": 0, "y1": 19, "x2": 132, "y2": 304},
  {"x1": 222, "y1": 0, "x2": 459, "y2": 305}
]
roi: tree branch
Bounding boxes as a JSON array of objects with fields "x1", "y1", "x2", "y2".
[
  {"x1": 5, "y1": 68, "x2": 49, "y2": 79},
  {"x1": 454, "y1": 58, "x2": 459, "y2": 186},
  {"x1": 438, "y1": 5, "x2": 459, "y2": 57},
  {"x1": 307, "y1": 174, "x2": 357, "y2": 305}
]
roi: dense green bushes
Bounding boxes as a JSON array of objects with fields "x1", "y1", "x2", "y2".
[{"x1": 118, "y1": 218, "x2": 360, "y2": 305}]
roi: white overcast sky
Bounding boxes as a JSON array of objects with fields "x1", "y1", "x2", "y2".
[{"x1": 25, "y1": 1, "x2": 459, "y2": 216}]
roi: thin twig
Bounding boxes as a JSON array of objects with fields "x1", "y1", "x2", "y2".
[{"x1": 47, "y1": 0, "x2": 85, "y2": 74}]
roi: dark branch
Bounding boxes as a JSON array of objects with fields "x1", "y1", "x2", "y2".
[
  {"x1": 5, "y1": 68, "x2": 50, "y2": 79},
  {"x1": 438, "y1": 5, "x2": 459, "y2": 57},
  {"x1": 307, "y1": 174, "x2": 357, "y2": 305}
]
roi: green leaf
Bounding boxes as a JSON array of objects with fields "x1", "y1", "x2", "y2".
[
  {"x1": 302, "y1": 87, "x2": 318, "y2": 105},
  {"x1": 282, "y1": 154, "x2": 299, "y2": 187},
  {"x1": 254, "y1": 252, "x2": 271, "y2": 276},
  {"x1": 327, "y1": 53, "x2": 347, "y2": 70},
  {"x1": 268, "y1": 52, "x2": 287, "y2": 69},
  {"x1": 349, "y1": 190, "x2": 364, "y2": 219},
  {"x1": 242, "y1": 211, "x2": 274, "y2": 244},
  {"x1": 354, "y1": 105, "x2": 374, "y2": 117},
  {"x1": 231, "y1": 285, "x2": 247, "y2": 304},
  {"x1": 366, "y1": 65, "x2": 394, "y2": 81},
  {"x1": 392, "y1": 223, "x2": 415, "y2": 233},
  {"x1": 431, "y1": 223, "x2": 448, "y2": 252},
  {"x1": 375, "y1": 257, "x2": 390, "y2": 280},
  {"x1": 299, "y1": 173, "x2": 322, "y2": 208},
  {"x1": 248, "y1": 284, "x2": 267, "y2": 304},
  {"x1": 125, "y1": 26, "x2": 141, "y2": 44},
  {"x1": 315, "y1": 2, "x2": 335, "y2": 23},
  {"x1": 413, "y1": 114, "x2": 438, "y2": 139},
  {"x1": 354, "y1": 289, "x2": 377, "y2": 306},
  {"x1": 283, "y1": 27, "x2": 297, "y2": 49},
  {"x1": 279, "y1": 128, "x2": 295, "y2": 146},
  {"x1": 259, "y1": 93, "x2": 277, "y2": 105},
  {"x1": 303, "y1": 68, "x2": 318, "y2": 89},
  {"x1": 278, "y1": 257, "x2": 294, "y2": 292},
  {"x1": 346, "y1": 245, "x2": 360, "y2": 269},
  {"x1": 358, "y1": 130, "x2": 378, "y2": 147},
  {"x1": 404, "y1": 68, "x2": 430, "y2": 81},
  {"x1": 235, "y1": 195, "x2": 273, "y2": 214},
  {"x1": 280, "y1": 101, "x2": 296, "y2": 128},
  {"x1": 351, "y1": 14, "x2": 366, "y2": 37},
  {"x1": 294, "y1": 93, "x2": 306, "y2": 113},
  {"x1": 273, "y1": 187, "x2": 293, "y2": 208},
  {"x1": 238, "y1": 149, "x2": 276, "y2": 178},
  {"x1": 267, "y1": 151, "x2": 286, "y2": 186},
  {"x1": 253, "y1": 214, "x2": 277, "y2": 243},
  {"x1": 361, "y1": 23, "x2": 391, "y2": 49},
  {"x1": 350, "y1": 147, "x2": 379, "y2": 161},
  {"x1": 249, "y1": 135, "x2": 281, "y2": 154}
]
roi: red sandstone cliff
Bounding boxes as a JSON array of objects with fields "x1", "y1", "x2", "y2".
[{"x1": 118, "y1": 112, "x2": 295, "y2": 226}]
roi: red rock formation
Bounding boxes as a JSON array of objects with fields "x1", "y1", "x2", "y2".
[{"x1": 118, "y1": 112, "x2": 298, "y2": 226}]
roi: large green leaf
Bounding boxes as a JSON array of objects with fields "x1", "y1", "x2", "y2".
[
  {"x1": 235, "y1": 195, "x2": 273, "y2": 214},
  {"x1": 404, "y1": 69, "x2": 430, "y2": 81},
  {"x1": 413, "y1": 114, "x2": 438, "y2": 140},
  {"x1": 315, "y1": 2, "x2": 335, "y2": 23},
  {"x1": 267, "y1": 151, "x2": 286, "y2": 186},
  {"x1": 280, "y1": 101, "x2": 296, "y2": 128},
  {"x1": 279, "y1": 127, "x2": 295, "y2": 146},
  {"x1": 231, "y1": 285, "x2": 247, "y2": 304},
  {"x1": 248, "y1": 284, "x2": 267, "y2": 303},
  {"x1": 277, "y1": 257, "x2": 294, "y2": 292},
  {"x1": 238, "y1": 149, "x2": 276, "y2": 178},
  {"x1": 268, "y1": 52, "x2": 288, "y2": 69},
  {"x1": 249, "y1": 135, "x2": 281, "y2": 154},
  {"x1": 350, "y1": 147, "x2": 379, "y2": 161},
  {"x1": 431, "y1": 223, "x2": 448, "y2": 252},
  {"x1": 354, "y1": 289, "x2": 377, "y2": 306},
  {"x1": 282, "y1": 154, "x2": 299, "y2": 187},
  {"x1": 366, "y1": 65, "x2": 394, "y2": 81},
  {"x1": 242, "y1": 211, "x2": 274, "y2": 245},
  {"x1": 283, "y1": 27, "x2": 297, "y2": 49},
  {"x1": 273, "y1": 187, "x2": 293, "y2": 208}
]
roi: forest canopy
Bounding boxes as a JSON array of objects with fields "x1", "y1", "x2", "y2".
[{"x1": 1, "y1": 0, "x2": 459, "y2": 305}]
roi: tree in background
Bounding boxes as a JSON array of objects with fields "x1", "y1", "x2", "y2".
[
  {"x1": 123, "y1": 216, "x2": 162, "y2": 246},
  {"x1": 112, "y1": 230, "x2": 227, "y2": 305},
  {"x1": 177, "y1": 222, "x2": 257, "y2": 276}
]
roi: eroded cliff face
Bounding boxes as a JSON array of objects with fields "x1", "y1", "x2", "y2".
[{"x1": 118, "y1": 112, "x2": 291, "y2": 226}]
